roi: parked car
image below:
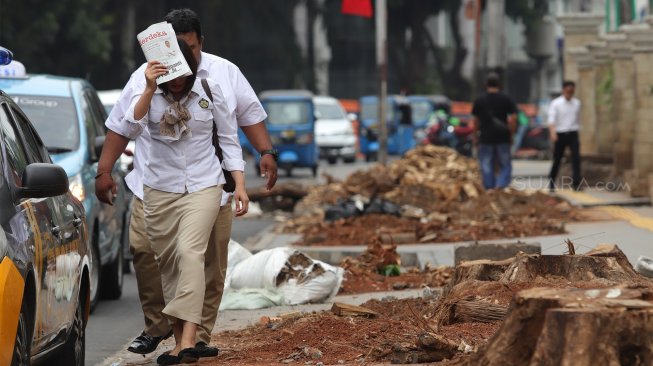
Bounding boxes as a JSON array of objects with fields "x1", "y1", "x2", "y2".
[
  {"x1": 0, "y1": 89, "x2": 90, "y2": 365},
  {"x1": 314, "y1": 96, "x2": 357, "y2": 164},
  {"x1": 0, "y1": 73, "x2": 128, "y2": 309},
  {"x1": 97, "y1": 89, "x2": 136, "y2": 173}
]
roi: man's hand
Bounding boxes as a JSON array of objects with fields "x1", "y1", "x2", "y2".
[
  {"x1": 260, "y1": 154, "x2": 278, "y2": 190},
  {"x1": 95, "y1": 173, "x2": 117, "y2": 205},
  {"x1": 233, "y1": 185, "x2": 250, "y2": 217}
]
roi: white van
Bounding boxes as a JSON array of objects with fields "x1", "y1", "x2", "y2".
[{"x1": 313, "y1": 96, "x2": 357, "y2": 164}]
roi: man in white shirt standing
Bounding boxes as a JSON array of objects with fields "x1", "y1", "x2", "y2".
[
  {"x1": 95, "y1": 9, "x2": 277, "y2": 358},
  {"x1": 548, "y1": 80, "x2": 582, "y2": 191}
]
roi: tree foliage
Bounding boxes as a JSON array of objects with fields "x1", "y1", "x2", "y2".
[
  {"x1": 0, "y1": 0, "x2": 549, "y2": 100},
  {"x1": 0, "y1": 0, "x2": 111, "y2": 80}
]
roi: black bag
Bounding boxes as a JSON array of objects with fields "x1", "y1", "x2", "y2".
[
  {"x1": 201, "y1": 79, "x2": 236, "y2": 193},
  {"x1": 486, "y1": 96, "x2": 510, "y2": 134}
]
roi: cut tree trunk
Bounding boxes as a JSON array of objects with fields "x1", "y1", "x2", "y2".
[
  {"x1": 434, "y1": 245, "x2": 653, "y2": 327},
  {"x1": 443, "y1": 258, "x2": 513, "y2": 296},
  {"x1": 459, "y1": 286, "x2": 653, "y2": 366},
  {"x1": 247, "y1": 182, "x2": 308, "y2": 202}
]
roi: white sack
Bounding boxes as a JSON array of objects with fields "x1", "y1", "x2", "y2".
[{"x1": 227, "y1": 246, "x2": 344, "y2": 306}]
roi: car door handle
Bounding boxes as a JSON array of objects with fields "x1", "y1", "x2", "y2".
[
  {"x1": 51, "y1": 225, "x2": 61, "y2": 237},
  {"x1": 73, "y1": 218, "x2": 82, "y2": 227}
]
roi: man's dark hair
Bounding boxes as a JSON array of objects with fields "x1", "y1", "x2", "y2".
[
  {"x1": 486, "y1": 73, "x2": 501, "y2": 88},
  {"x1": 562, "y1": 80, "x2": 576, "y2": 89},
  {"x1": 160, "y1": 38, "x2": 198, "y2": 96},
  {"x1": 164, "y1": 8, "x2": 202, "y2": 39}
]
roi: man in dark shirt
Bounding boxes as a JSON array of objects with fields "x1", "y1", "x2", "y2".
[{"x1": 472, "y1": 73, "x2": 518, "y2": 189}]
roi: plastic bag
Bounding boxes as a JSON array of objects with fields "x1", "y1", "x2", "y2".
[{"x1": 636, "y1": 256, "x2": 653, "y2": 278}]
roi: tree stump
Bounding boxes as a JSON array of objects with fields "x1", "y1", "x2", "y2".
[
  {"x1": 434, "y1": 245, "x2": 653, "y2": 327},
  {"x1": 460, "y1": 286, "x2": 653, "y2": 366},
  {"x1": 442, "y1": 258, "x2": 513, "y2": 296}
]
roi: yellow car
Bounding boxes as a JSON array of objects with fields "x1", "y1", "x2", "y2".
[{"x1": 0, "y1": 90, "x2": 91, "y2": 366}]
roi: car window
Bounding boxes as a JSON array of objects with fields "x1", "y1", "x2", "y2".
[
  {"x1": 81, "y1": 92, "x2": 98, "y2": 140},
  {"x1": 12, "y1": 95, "x2": 79, "y2": 153},
  {"x1": 314, "y1": 103, "x2": 346, "y2": 120},
  {"x1": 360, "y1": 102, "x2": 395, "y2": 122},
  {"x1": 85, "y1": 89, "x2": 108, "y2": 135},
  {"x1": 410, "y1": 101, "x2": 432, "y2": 123},
  {"x1": 0, "y1": 104, "x2": 28, "y2": 185},
  {"x1": 264, "y1": 101, "x2": 311, "y2": 126},
  {"x1": 9, "y1": 106, "x2": 49, "y2": 164},
  {"x1": 80, "y1": 91, "x2": 101, "y2": 160}
]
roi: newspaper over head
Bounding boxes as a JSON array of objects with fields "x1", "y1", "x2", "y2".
[{"x1": 137, "y1": 22, "x2": 192, "y2": 85}]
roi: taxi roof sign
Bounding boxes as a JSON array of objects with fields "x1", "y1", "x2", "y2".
[
  {"x1": 0, "y1": 46, "x2": 12, "y2": 65},
  {"x1": 0, "y1": 60, "x2": 27, "y2": 79}
]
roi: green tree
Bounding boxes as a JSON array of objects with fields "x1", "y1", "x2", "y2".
[
  {"x1": 384, "y1": 0, "x2": 549, "y2": 100},
  {"x1": 0, "y1": 0, "x2": 112, "y2": 82}
]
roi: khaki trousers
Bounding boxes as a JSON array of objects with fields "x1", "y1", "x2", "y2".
[
  {"x1": 197, "y1": 199, "x2": 232, "y2": 343},
  {"x1": 143, "y1": 186, "x2": 220, "y2": 325},
  {"x1": 130, "y1": 195, "x2": 232, "y2": 340}
]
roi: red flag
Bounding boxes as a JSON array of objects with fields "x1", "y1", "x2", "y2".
[{"x1": 341, "y1": 0, "x2": 373, "y2": 18}]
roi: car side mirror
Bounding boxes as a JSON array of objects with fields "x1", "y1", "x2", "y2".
[
  {"x1": 19, "y1": 163, "x2": 69, "y2": 199},
  {"x1": 347, "y1": 113, "x2": 358, "y2": 122},
  {"x1": 94, "y1": 136, "x2": 105, "y2": 161}
]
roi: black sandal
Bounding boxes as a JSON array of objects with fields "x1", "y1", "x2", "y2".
[{"x1": 156, "y1": 348, "x2": 200, "y2": 365}]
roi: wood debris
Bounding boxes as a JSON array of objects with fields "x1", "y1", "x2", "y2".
[
  {"x1": 331, "y1": 302, "x2": 379, "y2": 318},
  {"x1": 274, "y1": 145, "x2": 586, "y2": 246}
]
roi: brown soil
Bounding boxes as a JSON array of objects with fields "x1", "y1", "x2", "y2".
[
  {"x1": 199, "y1": 246, "x2": 647, "y2": 366},
  {"x1": 297, "y1": 190, "x2": 582, "y2": 246},
  {"x1": 206, "y1": 297, "x2": 498, "y2": 366},
  {"x1": 277, "y1": 146, "x2": 605, "y2": 247},
  {"x1": 338, "y1": 243, "x2": 452, "y2": 295},
  {"x1": 339, "y1": 269, "x2": 452, "y2": 295}
]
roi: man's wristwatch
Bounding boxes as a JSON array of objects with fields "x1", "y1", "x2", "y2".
[{"x1": 260, "y1": 149, "x2": 279, "y2": 162}]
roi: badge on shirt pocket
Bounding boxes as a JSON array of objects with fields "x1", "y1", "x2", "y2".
[{"x1": 198, "y1": 98, "x2": 209, "y2": 109}]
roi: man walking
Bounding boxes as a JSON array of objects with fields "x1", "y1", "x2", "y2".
[
  {"x1": 471, "y1": 73, "x2": 518, "y2": 189},
  {"x1": 547, "y1": 80, "x2": 581, "y2": 191},
  {"x1": 95, "y1": 8, "x2": 278, "y2": 358}
]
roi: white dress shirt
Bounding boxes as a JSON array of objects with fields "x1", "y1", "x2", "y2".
[
  {"x1": 105, "y1": 52, "x2": 267, "y2": 204},
  {"x1": 123, "y1": 78, "x2": 244, "y2": 194},
  {"x1": 547, "y1": 95, "x2": 581, "y2": 133}
]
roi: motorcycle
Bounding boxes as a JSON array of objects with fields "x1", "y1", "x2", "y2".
[{"x1": 421, "y1": 111, "x2": 474, "y2": 157}]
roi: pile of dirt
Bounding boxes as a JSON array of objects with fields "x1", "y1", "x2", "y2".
[
  {"x1": 276, "y1": 145, "x2": 591, "y2": 246},
  {"x1": 206, "y1": 245, "x2": 653, "y2": 365},
  {"x1": 339, "y1": 243, "x2": 453, "y2": 295},
  {"x1": 292, "y1": 145, "x2": 481, "y2": 216},
  {"x1": 292, "y1": 189, "x2": 582, "y2": 246},
  {"x1": 210, "y1": 297, "x2": 497, "y2": 366}
]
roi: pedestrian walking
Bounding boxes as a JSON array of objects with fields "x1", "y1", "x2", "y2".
[
  {"x1": 547, "y1": 80, "x2": 581, "y2": 191},
  {"x1": 95, "y1": 8, "x2": 276, "y2": 361},
  {"x1": 471, "y1": 73, "x2": 518, "y2": 189},
  {"x1": 116, "y1": 38, "x2": 245, "y2": 365}
]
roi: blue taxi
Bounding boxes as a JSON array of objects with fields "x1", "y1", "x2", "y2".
[{"x1": 0, "y1": 66, "x2": 128, "y2": 309}]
